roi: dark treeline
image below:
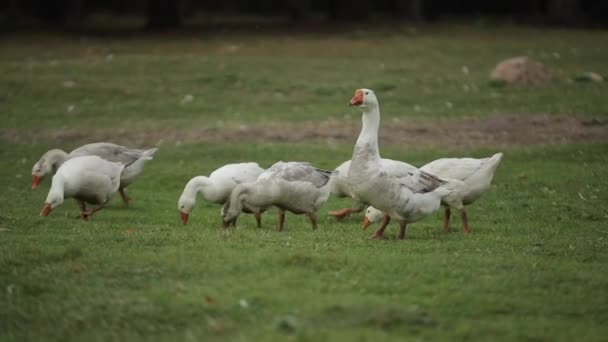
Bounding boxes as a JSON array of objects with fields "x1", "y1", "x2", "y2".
[{"x1": 1, "y1": 0, "x2": 606, "y2": 30}]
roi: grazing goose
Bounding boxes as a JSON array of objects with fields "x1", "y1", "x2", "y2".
[
  {"x1": 347, "y1": 88, "x2": 454, "y2": 239},
  {"x1": 363, "y1": 175, "x2": 466, "y2": 231},
  {"x1": 31, "y1": 142, "x2": 158, "y2": 205},
  {"x1": 418, "y1": 153, "x2": 503, "y2": 232},
  {"x1": 39, "y1": 155, "x2": 124, "y2": 220},
  {"x1": 222, "y1": 161, "x2": 335, "y2": 231},
  {"x1": 178, "y1": 162, "x2": 264, "y2": 226},
  {"x1": 328, "y1": 158, "x2": 418, "y2": 219},
  {"x1": 363, "y1": 154, "x2": 503, "y2": 233}
]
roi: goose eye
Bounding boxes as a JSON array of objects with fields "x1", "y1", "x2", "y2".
[{"x1": 365, "y1": 91, "x2": 369, "y2": 95}]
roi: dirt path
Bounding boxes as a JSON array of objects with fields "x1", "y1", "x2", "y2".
[{"x1": 3, "y1": 114, "x2": 607, "y2": 149}]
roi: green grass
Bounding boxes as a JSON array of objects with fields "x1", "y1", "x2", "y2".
[
  {"x1": 1, "y1": 25, "x2": 608, "y2": 341},
  {"x1": 2, "y1": 25, "x2": 608, "y2": 131}
]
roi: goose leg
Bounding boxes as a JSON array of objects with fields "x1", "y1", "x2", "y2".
[
  {"x1": 278, "y1": 209, "x2": 286, "y2": 232},
  {"x1": 81, "y1": 204, "x2": 105, "y2": 219},
  {"x1": 460, "y1": 208, "x2": 471, "y2": 233},
  {"x1": 398, "y1": 221, "x2": 408, "y2": 240},
  {"x1": 78, "y1": 200, "x2": 89, "y2": 221},
  {"x1": 254, "y1": 212, "x2": 262, "y2": 228},
  {"x1": 443, "y1": 207, "x2": 451, "y2": 233},
  {"x1": 370, "y1": 214, "x2": 391, "y2": 239},
  {"x1": 328, "y1": 203, "x2": 365, "y2": 219},
  {"x1": 119, "y1": 187, "x2": 131, "y2": 206},
  {"x1": 328, "y1": 208, "x2": 354, "y2": 220},
  {"x1": 308, "y1": 213, "x2": 318, "y2": 230}
]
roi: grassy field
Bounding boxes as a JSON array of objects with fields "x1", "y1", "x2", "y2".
[{"x1": 1, "y1": 25, "x2": 608, "y2": 341}]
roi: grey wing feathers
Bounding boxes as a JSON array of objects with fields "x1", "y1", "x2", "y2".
[
  {"x1": 70, "y1": 143, "x2": 154, "y2": 166},
  {"x1": 398, "y1": 170, "x2": 447, "y2": 194},
  {"x1": 265, "y1": 161, "x2": 334, "y2": 188},
  {"x1": 310, "y1": 167, "x2": 334, "y2": 188}
]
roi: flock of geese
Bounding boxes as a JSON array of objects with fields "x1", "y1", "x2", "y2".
[{"x1": 33, "y1": 89, "x2": 503, "y2": 239}]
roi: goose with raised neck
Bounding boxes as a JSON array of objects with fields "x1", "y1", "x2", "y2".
[
  {"x1": 328, "y1": 158, "x2": 418, "y2": 220},
  {"x1": 347, "y1": 88, "x2": 453, "y2": 240}
]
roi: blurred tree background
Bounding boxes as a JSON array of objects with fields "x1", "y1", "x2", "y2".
[{"x1": 0, "y1": 0, "x2": 606, "y2": 31}]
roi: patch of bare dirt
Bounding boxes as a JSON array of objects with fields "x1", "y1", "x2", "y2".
[{"x1": 2, "y1": 114, "x2": 607, "y2": 150}]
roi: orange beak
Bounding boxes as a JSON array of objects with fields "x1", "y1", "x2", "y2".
[
  {"x1": 179, "y1": 211, "x2": 189, "y2": 225},
  {"x1": 363, "y1": 216, "x2": 372, "y2": 230},
  {"x1": 40, "y1": 203, "x2": 52, "y2": 216},
  {"x1": 349, "y1": 89, "x2": 364, "y2": 106},
  {"x1": 32, "y1": 175, "x2": 42, "y2": 190}
]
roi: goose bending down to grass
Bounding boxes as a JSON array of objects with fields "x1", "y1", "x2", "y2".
[
  {"x1": 363, "y1": 153, "x2": 503, "y2": 233},
  {"x1": 39, "y1": 155, "x2": 124, "y2": 220},
  {"x1": 419, "y1": 153, "x2": 503, "y2": 232},
  {"x1": 328, "y1": 158, "x2": 418, "y2": 219},
  {"x1": 32, "y1": 142, "x2": 158, "y2": 205},
  {"x1": 347, "y1": 88, "x2": 457, "y2": 240},
  {"x1": 222, "y1": 161, "x2": 335, "y2": 231},
  {"x1": 178, "y1": 162, "x2": 264, "y2": 226}
]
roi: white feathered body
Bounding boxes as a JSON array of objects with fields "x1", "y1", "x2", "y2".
[
  {"x1": 48, "y1": 155, "x2": 124, "y2": 205},
  {"x1": 224, "y1": 161, "x2": 335, "y2": 221},
  {"x1": 69, "y1": 142, "x2": 158, "y2": 187},
  {"x1": 186, "y1": 162, "x2": 264, "y2": 205},
  {"x1": 332, "y1": 158, "x2": 417, "y2": 198},
  {"x1": 33, "y1": 142, "x2": 157, "y2": 188},
  {"x1": 420, "y1": 153, "x2": 503, "y2": 206}
]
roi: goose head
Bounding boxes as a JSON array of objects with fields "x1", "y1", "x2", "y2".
[
  {"x1": 221, "y1": 201, "x2": 240, "y2": 228},
  {"x1": 177, "y1": 195, "x2": 195, "y2": 225},
  {"x1": 40, "y1": 186, "x2": 64, "y2": 217},
  {"x1": 349, "y1": 88, "x2": 378, "y2": 109},
  {"x1": 363, "y1": 206, "x2": 384, "y2": 230},
  {"x1": 31, "y1": 149, "x2": 68, "y2": 190}
]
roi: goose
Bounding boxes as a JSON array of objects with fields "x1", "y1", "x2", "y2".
[
  {"x1": 361, "y1": 153, "x2": 504, "y2": 232},
  {"x1": 363, "y1": 153, "x2": 503, "y2": 232},
  {"x1": 31, "y1": 142, "x2": 158, "y2": 205},
  {"x1": 177, "y1": 162, "x2": 264, "y2": 226},
  {"x1": 328, "y1": 158, "x2": 418, "y2": 219},
  {"x1": 419, "y1": 153, "x2": 504, "y2": 232},
  {"x1": 347, "y1": 88, "x2": 454, "y2": 239},
  {"x1": 222, "y1": 161, "x2": 335, "y2": 231},
  {"x1": 363, "y1": 175, "x2": 466, "y2": 231},
  {"x1": 39, "y1": 155, "x2": 124, "y2": 219}
]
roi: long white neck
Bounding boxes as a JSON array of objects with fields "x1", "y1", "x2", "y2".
[
  {"x1": 184, "y1": 176, "x2": 224, "y2": 203},
  {"x1": 47, "y1": 174, "x2": 66, "y2": 201},
  {"x1": 45, "y1": 149, "x2": 70, "y2": 172},
  {"x1": 353, "y1": 105, "x2": 381, "y2": 161}
]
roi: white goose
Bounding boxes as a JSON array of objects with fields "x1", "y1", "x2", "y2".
[
  {"x1": 39, "y1": 155, "x2": 124, "y2": 219},
  {"x1": 222, "y1": 161, "x2": 335, "y2": 231},
  {"x1": 347, "y1": 88, "x2": 453, "y2": 239},
  {"x1": 364, "y1": 153, "x2": 503, "y2": 232},
  {"x1": 178, "y1": 162, "x2": 264, "y2": 225},
  {"x1": 328, "y1": 158, "x2": 418, "y2": 219},
  {"x1": 419, "y1": 153, "x2": 503, "y2": 232},
  {"x1": 32, "y1": 142, "x2": 158, "y2": 205}
]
